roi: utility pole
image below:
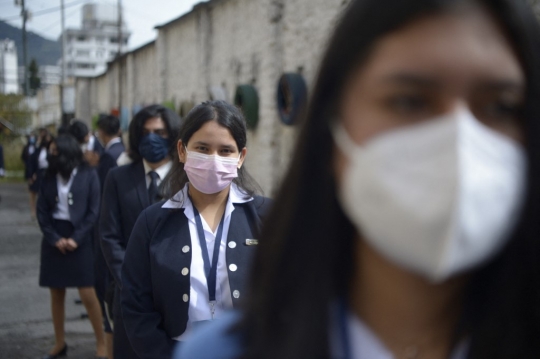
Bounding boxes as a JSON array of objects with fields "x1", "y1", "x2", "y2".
[
  {"x1": 60, "y1": 0, "x2": 67, "y2": 127},
  {"x1": 117, "y1": 0, "x2": 122, "y2": 115},
  {"x1": 15, "y1": 0, "x2": 29, "y2": 95}
]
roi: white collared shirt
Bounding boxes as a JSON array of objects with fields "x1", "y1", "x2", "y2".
[
  {"x1": 52, "y1": 168, "x2": 78, "y2": 221},
  {"x1": 87, "y1": 134, "x2": 96, "y2": 152},
  {"x1": 38, "y1": 147, "x2": 48, "y2": 169},
  {"x1": 142, "y1": 159, "x2": 172, "y2": 188},
  {"x1": 162, "y1": 183, "x2": 253, "y2": 341},
  {"x1": 105, "y1": 137, "x2": 122, "y2": 151}
]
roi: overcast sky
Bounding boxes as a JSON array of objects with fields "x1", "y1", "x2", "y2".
[{"x1": 0, "y1": 0, "x2": 205, "y2": 50}]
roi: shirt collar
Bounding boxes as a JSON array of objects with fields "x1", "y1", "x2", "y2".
[
  {"x1": 143, "y1": 159, "x2": 172, "y2": 180},
  {"x1": 105, "y1": 137, "x2": 121, "y2": 151},
  {"x1": 162, "y1": 182, "x2": 253, "y2": 209}
]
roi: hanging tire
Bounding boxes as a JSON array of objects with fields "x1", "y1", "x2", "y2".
[
  {"x1": 234, "y1": 85, "x2": 259, "y2": 129},
  {"x1": 276, "y1": 73, "x2": 307, "y2": 126}
]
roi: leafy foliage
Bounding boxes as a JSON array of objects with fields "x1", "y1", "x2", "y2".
[{"x1": 0, "y1": 94, "x2": 31, "y2": 135}]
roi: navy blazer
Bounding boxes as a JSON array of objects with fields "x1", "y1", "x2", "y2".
[
  {"x1": 121, "y1": 196, "x2": 272, "y2": 359},
  {"x1": 100, "y1": 160, "x2": 151, "y2": 286},
  {"x1": 37, "y1": 166, "x2": 101, "y2": 246},
  {"x1": 96, "y1": 141, "x2": 125, "y2": 189}
]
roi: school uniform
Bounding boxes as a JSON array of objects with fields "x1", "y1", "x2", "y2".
[
  {"x1": 0, "y1": 144, "x2": 4, "y2": 177},
  {"x1": 94, "y1": 137, "x2": 125, "y2": 333},
  {"x1": 99, "y1": 159, "x2": 172, "y2": 358},
  {"x1": 37, "y1": 166, "x2": 100, "y2": 287},
  {"x1": 121, "y1": 183, "x2": 272, "y2": 359},
  {"x1": 96, "y1": 138, "x2": 125, "y2": 188},
  {"x1": 29, "y1": 146, "x2": 48, "y2": 193},
  {"x1": 21, "y1": 143, "x2": 35, "y2": 181}
]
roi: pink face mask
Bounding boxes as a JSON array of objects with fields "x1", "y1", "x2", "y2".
[{"x1": 184, "y1": 148, "x2": 241, "y2": 194}]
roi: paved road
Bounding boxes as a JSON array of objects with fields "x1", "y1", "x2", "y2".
[{"x1": 0, "y1": 182, "x2": 97, "y2": 359}]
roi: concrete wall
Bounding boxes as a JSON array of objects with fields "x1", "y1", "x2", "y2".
[{"x1": 75, "y1": 0, "x2": 349, "y2": 195}]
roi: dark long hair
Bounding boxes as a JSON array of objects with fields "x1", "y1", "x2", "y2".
[
  {"x1": 46, "y1": 135, "x2": 83, "y2": 180},
  {"x1": 239, "y1": 0, "x2": 540, "y2": 358},
  {"x1": 161, "y1": 100, "x2": 262, "y2": 200},
  {"x1": 128, "y1": 104, "x2": 181, "y2": 162}
]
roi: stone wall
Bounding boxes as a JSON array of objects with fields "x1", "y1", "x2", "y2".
[{"x1": 75, "y1": 0, "x2": 349, "y2": 195}]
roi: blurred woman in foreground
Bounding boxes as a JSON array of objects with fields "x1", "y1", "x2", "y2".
[{"x1": 178, "y1": 0, "x2": 540, "y2": 358}]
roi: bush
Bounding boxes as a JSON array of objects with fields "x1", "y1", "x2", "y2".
[{"x1": 1, "y1": 137, "x2": 25, "y2": 173}]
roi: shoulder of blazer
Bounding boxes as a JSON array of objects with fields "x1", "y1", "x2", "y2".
[
  {"x1": 76, "y1": 164, "x2": 95, "y2": 176},
  {"x1": 139, "y1": 200, "x2": 186, "y2": 233},
  {"x1": 109, "y1": 160, "x2": 143, "y2": 180},
  {"x1": 250, "y1": 196, "x2": 273, "y2": 217}
]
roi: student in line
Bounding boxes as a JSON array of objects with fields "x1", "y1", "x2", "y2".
[
  {"x1": 99, "y1": 104, "x2": 181, "y2": 358},
  {"x1": 37, "y1": 134, "x2": 106, "y2": 359},
  {"x1": 121, "y1": 100, "x2": 272, "y2": 359},
  {"x1": 178, "y1": 0, "x2": 540, "y2": 358},
  {"x1": 93, "y1": 114, "x2": 125, "y2": 359}
]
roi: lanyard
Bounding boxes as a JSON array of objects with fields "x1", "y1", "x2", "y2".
[
  {"x1": 192, "y1": 203, "x2": 226, "y2": 319},
  {"x1": 338, "y1": 298, "x2": 352, "y2": 359}
]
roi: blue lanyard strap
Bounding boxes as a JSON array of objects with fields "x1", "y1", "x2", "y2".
[
  {"x1": 192, "y1": 203, "x2": 226, "y2": 302},
  {"x1": 338, "y1": 298, "x2": 352, "y2": 359}
]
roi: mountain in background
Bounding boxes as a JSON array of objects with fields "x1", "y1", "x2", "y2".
[{"x1": 0, "y1": 20, "x2": 61, "y2": 67}]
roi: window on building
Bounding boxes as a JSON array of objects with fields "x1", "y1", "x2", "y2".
[
  {"x1": 77, "y1": 35, "x2": 86, "y2": 41},
  {"x1": 110, "y1": 37, "x2": 118, "y2": 44},
  {"x1": 77, "y1": 50, "x2": 90, "y2": 57},
  {"x1": 77, "y1": 63, "x2": 94, "y2": 69}
]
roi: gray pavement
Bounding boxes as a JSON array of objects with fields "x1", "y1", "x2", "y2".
[{"x1": 0, "y1": 182, "x2": 98, "y2": 359}]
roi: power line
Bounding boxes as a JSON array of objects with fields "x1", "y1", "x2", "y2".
[
  {"x1": 0, "y1": 0, "x2": 87, "y2": 22},
  {"x1": 34, "y1": 6, "x2": 80, "y2": 35}
]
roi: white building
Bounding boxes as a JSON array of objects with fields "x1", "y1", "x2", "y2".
[
  {"x1": 0, "y1": 39, "x2": 19, "y2": 94},
  {"x1": 62, "y1": 3, "x2": 130, "y2": 78},
  {"x1": 40, "y1": 65, "x2": 61, "y2": 87}
]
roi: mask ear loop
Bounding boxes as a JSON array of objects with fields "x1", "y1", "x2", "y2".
[{"x1": 330, "y1": 121, "x2": 358, "y2": 155}]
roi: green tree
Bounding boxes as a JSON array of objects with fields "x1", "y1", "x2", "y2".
[
  {"x1": 0, "y1": 94, "x2": 31, "y2": 136},
  {"x1": 28, "y1": 58, "x2": 41, "y2": 96}
]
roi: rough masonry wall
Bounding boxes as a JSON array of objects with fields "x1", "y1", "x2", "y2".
[{"x1": 75, "y1": 0, "x2": 348, "y2": 195}]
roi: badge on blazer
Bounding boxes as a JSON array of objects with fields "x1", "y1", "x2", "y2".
[{"x1": 245, "y1": 239, "x2": 258, "y2": 246}]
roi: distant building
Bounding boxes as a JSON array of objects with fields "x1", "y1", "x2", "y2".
[
  {"x1": 0, "y1": 39, "x2": 19, "y2": 94},
  {"x1": 60, "y1": 3, "x2": 130, "y2": 78},
  {"x1": 39, "y1": 65, "x2": 61, "y2": 87}
]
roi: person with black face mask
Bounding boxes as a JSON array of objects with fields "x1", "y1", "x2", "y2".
[
  {"x1": 37, "y1": 135, "x2": 107, "y2": 359},
  {"x1": 99, "y1": 104, "x2": 181, "y2": 358},
  {"x1": 28, "y1": 129, "x2": 52, "y2": 206}
]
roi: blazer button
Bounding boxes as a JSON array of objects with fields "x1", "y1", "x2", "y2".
[
  {"x1": 228, "y1": 241, "x2": 236, "y2": 249},
  {"x1": 181, "y1": 267, "x2": 189, "y2": 276},
  {"x1": 183, "y1": 294, "x2": 189, "y2": 302},
  {"x1": 68, "y1": 199, "x2": 73, "y2": 205},
  {"x1": 68, "y1": 192, "x2": 73, "y2": 199},
  {"x1": 233, "y1": 290, "x2": 240, "y2": 299},
  {"x1": 229, "y1": 264, "x2": 237, "y2": 272},
  {"x1": 182, "y1": 245, "x2": 190, "y2": 253}
]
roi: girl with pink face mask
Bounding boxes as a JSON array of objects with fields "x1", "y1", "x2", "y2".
[{"x1": 119, "y1": 100, "x2": 272, "y2": 359}]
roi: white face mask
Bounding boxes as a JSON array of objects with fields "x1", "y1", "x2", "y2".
[{"x1": 332, "y1": 108, "x2": 526, "y2": 282}]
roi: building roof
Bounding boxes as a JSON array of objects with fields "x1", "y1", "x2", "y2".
[{"x1": 154, "y1": 0, "x2": 228, "y2": 30}]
